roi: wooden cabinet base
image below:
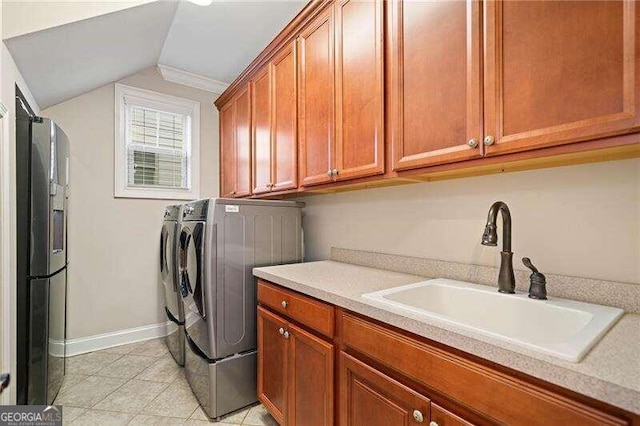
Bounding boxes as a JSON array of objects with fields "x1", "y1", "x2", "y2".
[{"x1": 257, "y1": 281, "x2": 639, "y2": 426}]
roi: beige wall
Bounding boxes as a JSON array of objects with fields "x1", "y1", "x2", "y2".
[
  {"x1": 299, "y1": 158, "x2": 640, "y2": 285},
  {"x1": 43, "y1": 67, "x2": 219, "y2": 340}
]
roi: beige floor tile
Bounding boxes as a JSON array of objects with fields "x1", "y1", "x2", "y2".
[
  {"x1": 66, "y1": 351, "x2": 123, "y2": 375},
  {"x1": 62, "y1": 406, "x2": 86, "y2": 424},
  {"x1": 218, "y1": 406, "x2": 250, "y2": 424},
  {"x1": 136, "y1": 355, "x2": 182, "y2": 383},
  {"x1": 55, "y1": 375, "x2": 127, "y2": 408},
  {"x1": 242, "y1": 405, "x2": 277, "y2": 426},
  {"x1": 95, "y1": 354, "x2": 158, "y2": 380},
  {"x1": 188, "y1": 407, "x2": 209, "y2": 421},
  {"x1": 140, "y1": 378, "x2": 199, "y2": 419},
  {"x1": 94, "y1": 379, "x2": 170, "y2": 414},
  {"x1": 59, "y1": 374, "x2": 90, "y2": 394},
  {"x1": 70, "y1": 409, "x2": 134, "y2": 425},
  {"x1": 128, "y1": 414, "x2": 187, "y2": 425},
  {"x1": 184, "y1": 420, "x2": 215, "y2": 426},
  {"x1": 98, "y1": 341, "x2": 144, "y2": 355},
  {"x1": 130, "y1": 339, "x2": 170, "y2": 358}
]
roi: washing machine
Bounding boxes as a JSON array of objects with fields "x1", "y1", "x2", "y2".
[{"x1": 160, "y1": 204, "x2": 185, "y2": 365}]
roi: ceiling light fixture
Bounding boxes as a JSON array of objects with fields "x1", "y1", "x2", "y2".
[{"x1": 186, "y1": 0, "x2": 213, "y2": 6}]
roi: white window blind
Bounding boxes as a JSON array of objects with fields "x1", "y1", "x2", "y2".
[
  {"x1": 115, "y1": 84, "x2": 200, "y2": 200},
  {"x1": 126, "y1": 105, "x2": 191, "y2": 190}
]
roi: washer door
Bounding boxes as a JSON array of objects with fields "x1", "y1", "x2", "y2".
[
  {"x1": 179, "y1": 222, "x2": 206, "y2": 320},
  {"x1": 160, "y1": 221, "x2": 182, "y2": 320}
]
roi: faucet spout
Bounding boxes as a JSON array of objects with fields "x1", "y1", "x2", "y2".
[{"x1": 481, "y1": 201, "x2": 515, "y2": 293}]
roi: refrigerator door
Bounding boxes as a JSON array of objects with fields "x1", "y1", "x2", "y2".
[
  {"x1": 30, "y1": 119, "x2": 69, "y2": 276},
  {"x1": 28, "y1": 268, "x2": 66, "y2": 404}
]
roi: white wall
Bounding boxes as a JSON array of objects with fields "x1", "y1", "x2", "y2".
[
  {"x1": 43, "y1": 67, "x2": 219, "y2": 340},
  {"x1": 2, "y1": 0, "x2": 157, "y2": 40},
  {"x1": 300, "y1": 158, "x2": 640, "y2": 285}
]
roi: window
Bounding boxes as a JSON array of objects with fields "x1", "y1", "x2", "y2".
[{"x1": 115, "y1": 84, "x2": 200, "y2": 199}]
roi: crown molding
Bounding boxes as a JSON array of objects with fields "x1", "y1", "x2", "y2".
[{"x1": 157, "y1": 64, "x2": 229, "y2": 95}]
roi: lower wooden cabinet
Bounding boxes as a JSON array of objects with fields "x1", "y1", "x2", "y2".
[
  {"x1": 257, "y1": 306, "x2": 334, "y2": 426},
  {"x1": 340, "y1": 351, "x2": 432, "y2": 426},
  {"x1": 257, "y1": 281, "x2": 636, "y2": 426}
]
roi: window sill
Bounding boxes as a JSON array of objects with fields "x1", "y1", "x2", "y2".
[{"x1": 114, "y1": 187, "x2": 199, "y2": 201}]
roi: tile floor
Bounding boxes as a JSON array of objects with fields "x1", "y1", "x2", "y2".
[{"x1": 54, "y1": 338, "x2": 277, "y2": 425}]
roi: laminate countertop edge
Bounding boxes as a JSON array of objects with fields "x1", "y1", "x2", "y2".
[{"x1": 253, "y1": 260, "x2": 640, "y2": 415}]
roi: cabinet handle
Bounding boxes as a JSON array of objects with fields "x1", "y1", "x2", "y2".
[
  {"x1": 412, "y1": 410, "x2": 424, "y2": 423},
  {"x1": 283, "y1": 330, "x2": 290, "y2": 339},
  {"x1": 429, "y1": 422, "x2": 439, "y2": 426},
  {"x1": 281, "y1": 300, "x2": 288, "y2": 308},
  {"x1": 278, "y1": 327, "x2": 285, "y2": 335},
  {"x1": 332, "y1": 169, "x2": 339, "y2": 176},
  {"x1": 483, "y1": 135, "x2": 495, "y2": 146},
  {"x1": 467, "y1": 138, "x2": 479, "y2": 148}
]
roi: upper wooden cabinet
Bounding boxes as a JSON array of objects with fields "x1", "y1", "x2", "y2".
[
  {"x1": 218, "y1": 0, "x2": 640, "y2": 196},
  {"x1": 298, "y1": 6, "x2": 335, "y2": 187},
  {"x1": 334, "y1": 0, "x2": 384, "y2": 180},
  {"x1": 483, "y1": 0, "x2": 640, "y2": 155},
  {"x1": 220, "y1": 85, "x2": 251, "y2": 198},
  {"x1": 298, "y1": 0, "x2": 384, "y2": 187},
  {"x1": 252, "y1": 43, "x2": 298, "y2": 195},
  {"x1": 389, "y1": 0, "x2": 483, "y2": 171}
]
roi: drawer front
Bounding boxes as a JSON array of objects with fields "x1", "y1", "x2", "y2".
[
  {"x1": 431, "y1": 403, "x2": 474, "y2": 426},
  {"x1": 258, "y1": 280, "x2": 334, "y2": 338},
  {"x1": 339, "y1": 312, "x2": 627, "y2": 426}
]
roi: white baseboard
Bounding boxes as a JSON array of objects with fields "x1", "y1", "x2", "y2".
[
  {"x1": 64, "y1": 311, "x2": 199, "y2": 357},
  {"x1": 65, "y1": 321, "x2": 176, "y2": 357}
]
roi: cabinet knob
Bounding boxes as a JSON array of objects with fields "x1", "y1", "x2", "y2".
[
  {"x1": 230, "y1": 190, "x2": 236, "y2": 195},
  {"x1": 327, "y1": 169, "x2": 333, "y2": 177},
  {"x1": 429, "y1": 422, "x2": 439, "y2": 426},
  {"x1": 281, "y1": 300, "x2": 288, "y2": 308},
  {"x1": 278, "y1": 327, "x2": 285, "y2": 335},
  {"x1": 483, "y1": 135, "x2": 495, "y2": 146},
  {"x1": 332, "y1": 169, "x2": 339, "y2": 176},
  {"x1": 467, "y1": 138, "x2": 479, "y2": 148},
  {"x1": 412, "y1": 410, "x2": 424, "y2": 423},
  {"x1": 283, "y1": 330, "x2": 290, "y2": 339}
]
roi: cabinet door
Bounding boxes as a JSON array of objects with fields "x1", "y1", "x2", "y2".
[
  {"x1": 219, "y1": 100, "x2": 236, "y2": 197},
  {"x1": 298, "y1": 6, "x2": 335, "y2": 187},
  {"x1": 235, "y1": 85, "x2": 252, "y2": 197},
  {"x1": 272, "y1": 43, "x2": 298, "y2": 192},
  {"x1": 389, "y1": 0, "x2": 482, "y2": 171},
  {"x1": 252, "y1": 66, "x2": 273, "y2": 194},
  {"x1": 484, "y1": 0, "x2": 640, "y2": 156},
  {"x1": 288, "y1": 323, "x2": 334, "y2": 426},
  {"x1": 335, "y1": 0, "x2": 385, "y2": 180},
  {"x1": 340, "y1": 352, "x2": 430, "y2": 426},
  {"x1": 257, "y1": 307, "x2": 288, "y2": 425},
  {"x1": 431, "y1": 403, "x2": 474, "y2": 426}
]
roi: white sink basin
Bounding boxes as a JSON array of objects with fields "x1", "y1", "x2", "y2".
[{"x1": 362, "y1": 279, "x2": 623, "y2": 362}]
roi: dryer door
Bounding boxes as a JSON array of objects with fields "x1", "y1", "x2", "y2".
[{"x1": 180, "y1": 221, "x2": 214, "y2": 358}]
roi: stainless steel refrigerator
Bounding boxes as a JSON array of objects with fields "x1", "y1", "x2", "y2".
[
  {"x1": 16, "y1": 88, "x2": 69, "y2": 404},
  {"x1": 179, "y1": 198, "x2": 303, "y2": 420}
]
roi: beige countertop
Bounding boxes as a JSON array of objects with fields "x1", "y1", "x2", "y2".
[{"x1": 253, "y1": 260, "x2": 640, "y2": 415}]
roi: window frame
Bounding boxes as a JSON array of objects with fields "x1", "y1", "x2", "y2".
[{"x1": 114, "y1": 83, "x2": 200, "y2": 200}]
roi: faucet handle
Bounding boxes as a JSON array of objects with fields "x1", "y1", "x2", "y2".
[
  {"x1": 522, "y1": 257, "x2": 539, "y2": 274},
  {"x1": 522, "y1": 257, "x2": 547, "y2": 300}
]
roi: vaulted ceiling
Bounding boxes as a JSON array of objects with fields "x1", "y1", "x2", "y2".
[{"x1": 4, "y1": 0, "x2": 306, "y2": 109}]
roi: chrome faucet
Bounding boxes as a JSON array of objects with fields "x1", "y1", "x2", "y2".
[{"x1": 481, "y1": 201, "x2": 515, "y2": 293}]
